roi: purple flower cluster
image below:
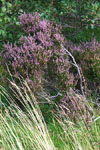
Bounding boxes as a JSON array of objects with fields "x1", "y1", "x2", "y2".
[
  {"x1": 3, "y1": 12, "x2": 72, "y2": 92},
  {"x1": 65, "y1": 38, "x2": 100, "y2": 53},
  {"x1": 59, "y1": 88, "x2": 92, "y2": 123},
  {"x1": 18, "y1": 12, "x2": 40, "y2": 34},
  {"x1": 65, "y1": 38, "x2": 100, "y2": 89},
  {"x1": 18, "y1": 12, "x2": 64, "y2": 45}
]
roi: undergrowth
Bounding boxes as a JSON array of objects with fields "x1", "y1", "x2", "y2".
[{"x1": 0, "y1": 80, "x2": 100, "y2": 150}]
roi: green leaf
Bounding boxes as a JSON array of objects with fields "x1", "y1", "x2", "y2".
[
  {"x1": 13, "y1": 17, "x2": 17, "y2": 21},
  {"x1": 60, "y1": 12, "x2": 63, "y2": 15},
  {"x1": 16, "y1": 22, "x2": 20, "y2": 26},
  {"x1": 0, "y1": 13, "x2": 4, "y2": 16},
  {"x1": 19, "y1": 9, "x2": 23, "y2": 13},
  {"x1": 91, "y1": 24, "x2": 95, "y2": 29},
  {"x1": 0, "y1": 18, "x2": 2, "y2": 22},
  {"x1": 91, "y1": 20, "x2": 95, "y2": 24},
  {"x1": 17, "y1": 33, "x2": 22, "y2": 38},
  {"x1": 71, "y1": 9, "x2": 77, "y2": 14},
  {"x1": 7, "y1": 2, "x2": 12, "y2": 8},
  {"x1": 1, "y1": 7, "x2": 6, "y2": 13},
  {"x1": 7, "y1": 17, "x2": 11, "y2": 22},
  {"x1": 1, "y1": 0, "x2": 5, "y2": 5},
  {"x1": 86, "y1": 25, "x2": 88, "y2": 29},
  {"x1": 0, "y1": 30, "x2": 6, "y2": 37},
  {"x1": 4, "y1": 16, "x2": 8, "y2": 21},
  {"x1": 8, "y1": 33, "x2": 13, "y2": 39},
  {"x1": 98, "y1": 12, "x2": 100, "y2": 17}
]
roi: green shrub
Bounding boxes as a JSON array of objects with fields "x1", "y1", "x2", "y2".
[{"x1": 0, "y1": 0, "x2": 23, "y2": 50}]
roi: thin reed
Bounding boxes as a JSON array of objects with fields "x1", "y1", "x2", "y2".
[{"x1": 0, "y1": 80, "x2": 100, "y2": 150}]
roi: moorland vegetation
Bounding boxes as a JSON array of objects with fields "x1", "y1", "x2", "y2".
[{"x1": 0, "y1": 0, "x2": 100, "y2": 149}]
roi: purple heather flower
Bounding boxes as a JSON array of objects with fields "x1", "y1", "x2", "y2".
[{"x1": 3, "y1": 12, "x2": 73, "y2": 92}]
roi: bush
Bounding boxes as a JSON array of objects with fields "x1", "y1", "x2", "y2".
[
  {"x1": 59, "y1": 88, "x2": 93, "y2": 123},
  {"x1": 0, "y1": 0, "x2": 23, "y2": 49},
  {"x1": 3, "y1": 12, "x2": 73, "y2": 93},
  {"x1": 65, "y1": 38, "x2": 100, "y2": 92},
  {"x1": 3, "y1": 13, "x2": 93, "y2": 121}
]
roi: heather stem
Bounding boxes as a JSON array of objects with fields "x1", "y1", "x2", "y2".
[{"x1": 61, "y1": 44, "x2": 85, "y2": 96}]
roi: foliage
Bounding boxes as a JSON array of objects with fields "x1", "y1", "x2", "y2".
[
  {"x1": 60, "y1": 0, "x2": 100, "y2": 27},
  {"x1": 1, "y1": 0, "x2": 100, "y2": 51},
  {"x1": 52, "y1": 0, "x2": 100, "y2": 42},
  {"x1": 3, "y1": 12, "x2": 74, "y2": 93},
  {"x1": 0, "y1": 80, "x2": 100, "y2": 150},
  {"x1": 0, "y1": 81, "x2": 55, "y2": 150},
  {"x1": 59, "y1": 88, "x2": 93, "y2": 122},
  {"x1": 0, "y1": 0, "x2": 23, "y2": 50},
  {"x1": 65, "y1": 38, "x2": 100, "y2": 91}
]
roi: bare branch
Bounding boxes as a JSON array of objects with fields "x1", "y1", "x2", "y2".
[
  {"x1": 61, "y1": 44, "x2": 85, "y2": 96},
  {"x1": 94, "y1": 116, "x2": 100, "y2": 122}
]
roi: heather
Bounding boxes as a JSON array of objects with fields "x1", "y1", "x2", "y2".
[
  {"x1": 3, "y1": 12, "x2": 73, "y2": 94},
  {"x1": 1, "y1": 1, "x2": 100, "y2": 149},
  {"x1": 3, "y1": 12, "x2": 95, "y2": 123},
  {"x1": 65, "y1": 38, "x2": 100, "y2": 92}
]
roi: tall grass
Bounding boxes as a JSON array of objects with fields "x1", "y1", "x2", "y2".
[
  {"x1": 0, "y1": 80, "x2": 55, "y2": 150},
  {"x1": 0, "y1": 80, "x2": 100, "y2": 150}
]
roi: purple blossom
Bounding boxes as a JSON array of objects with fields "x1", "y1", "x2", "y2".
[
  {"x1": 3, "y1": 12, "x2": 73, "y2": 92},
  {"x1": 65, "y1": 38, "x2": 100, "y2": 53}
]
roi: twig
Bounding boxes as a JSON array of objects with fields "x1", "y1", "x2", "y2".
[
  {"x1": 61, "y1": 24, "x2": 76, "y2": 28},
  {"x1": 94, "y1": 116, "x2": 100, "y2": 122},
  {"x1": 48, "y1": 92, "x2": 62, "y2": 100},
  {"x1": 61, "y1": 44, "x2": 85, "y2": 96}
]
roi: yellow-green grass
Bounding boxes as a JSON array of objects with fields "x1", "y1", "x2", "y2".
[{"x1": 0, "y1": 80, "x2": 100, "y2": 150}]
